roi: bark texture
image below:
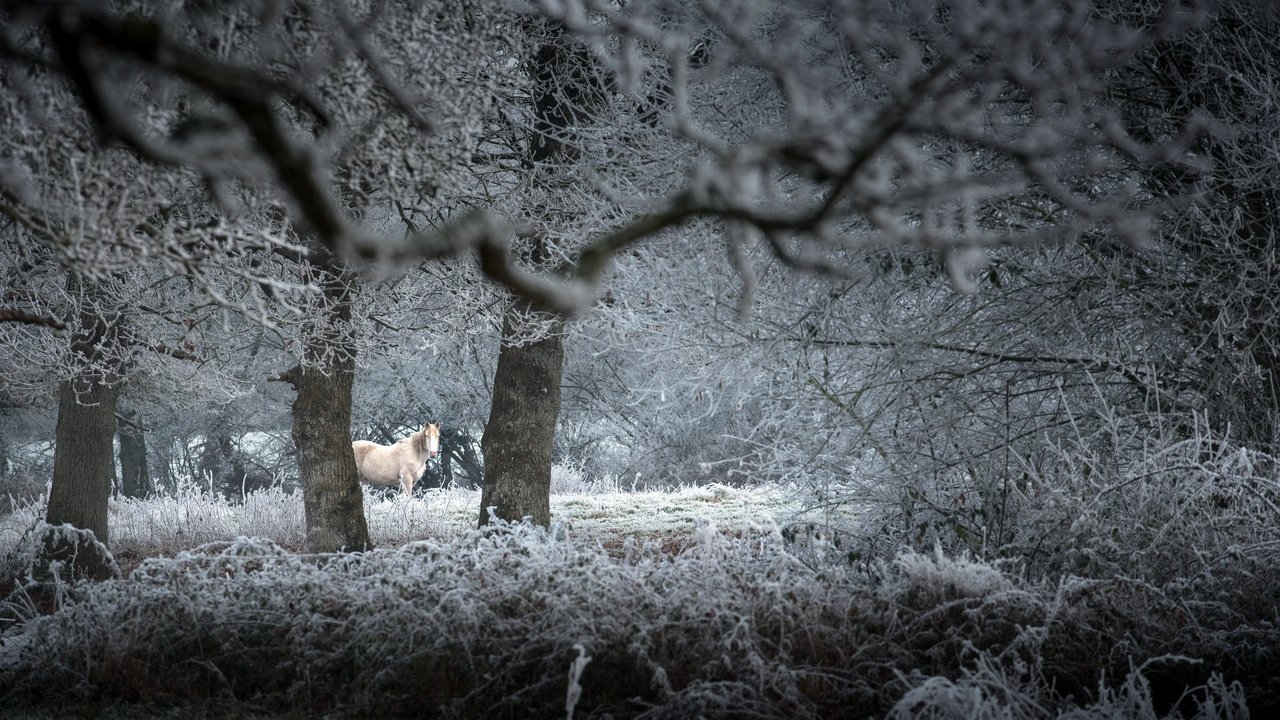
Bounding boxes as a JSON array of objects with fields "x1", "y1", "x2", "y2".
[
  {"x1": 48, "y1": 376, "x2": 118, "y2": 542},
  {"x1": 286, "y1": 262, "x2": 369, "y2": 552},
  {"x1": 46, "y1": 277, "x2": 124, "y2": 578},
  {"x1": 479, "y1": 306, "x2": 564, "y2": 527}
]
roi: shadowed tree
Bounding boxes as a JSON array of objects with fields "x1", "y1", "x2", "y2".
[
  {"x1": 479, "y1": 304, "x2": 564, "y2": 526},
  {"x1": 117, "y1": 406, "x2": 151, "y2": 499},
  {"x1": 45, "y1": 276, "x2": 125, "y2": 576},
  {"x1": 478, "y1": 28, "x2": 607, "y2": 527},
  {"x1": 277, "y1": 257, "x2": 369, "y2": 551}
]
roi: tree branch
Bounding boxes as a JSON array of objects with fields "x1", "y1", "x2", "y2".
[
  {"x1": 0, "y1": 307, "x2": 67, "y2": 330},
  {"x1": 142, "y1": 342, "x2": 201, "y2": 363},
  {"x1": 798, "y1": 334, "x2": 1171, "y2": 399}
]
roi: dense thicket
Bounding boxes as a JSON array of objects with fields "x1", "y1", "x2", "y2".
[
  {"x1": 2, "y1": 0, "x2": 1279, "y2": 714},
  {"x1": 0, "y1": 525, "x2": 1268, "y2": 718}
]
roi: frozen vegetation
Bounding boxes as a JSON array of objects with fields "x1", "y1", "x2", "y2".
[
  {"x1": 0, "y1": 477, "x2": 799, "y2": 569},
  {"x1": 2, "y1": 429, "x2": 1278, "y2": 719},
  {"x1": 0, "y1": 519, "x2": 1261, "y2": 719},
  {"x1": 3, "y1": 0, "x2": 1280, "y2": 717}
]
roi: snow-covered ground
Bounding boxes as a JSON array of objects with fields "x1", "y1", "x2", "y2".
[
  {"x1": 439, "y1": 482, "x2": 797, "y2": 541},
  {"x1": 0, "y1": 481, "x2": 804, "y2": 570}
]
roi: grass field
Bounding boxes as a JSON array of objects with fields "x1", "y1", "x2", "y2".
[{"x1": 0, "y1": 481, "x2": 806, "y2": 574}]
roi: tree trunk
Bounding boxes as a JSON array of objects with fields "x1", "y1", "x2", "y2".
[
  {"x1": 0, "y1": 433, "x2": 8, "y2": 484},
  {"x1": 440, "y1": 434, "x2": 454, "y2": 488},
  {"x1": 46, "y1": 276, "x2": 125, "y2": 579},
  {"x1": 292, "y1": 358, "x2": 368, "y2": 551},
  {"x1": 285, "y1": 262, "x2": 369, "y2": 552},
  {"x1": 479, "y1": 305, "x2": 564, "y2": 527},
  {"x1": 48, "y1": 377, "x2": 118, "y2": 542},
  {"x1": 152, "y1": 431, "x2": 176, "y2": 494},
  {"x1": 118, "y1": 407, "x2": 151, "y2": 498},
  {"x1": 476, "y1": 29, "x2": 598, "y2": 527},
  {"x1": 198, "y1": 427, "x2": 235, "y2": 495},
  {"x1": 447, "y1": 428, "x2": 484, "y2": 489}
]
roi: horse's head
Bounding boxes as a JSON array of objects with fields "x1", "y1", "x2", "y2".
[{"x1": 421, "y1": 421, "x2": 441, "y2": 459}]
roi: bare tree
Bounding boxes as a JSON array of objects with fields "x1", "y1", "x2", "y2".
[
  {"x1": 478, "y1": 22, "x2": 615, "y2": 526},
  {"x1": 45, "y1": 277, "x2": 123, "y2": 550},
  {"x1": 1, "y1": 0, "x2": 520, "y2": 551},
  {"x1": 2, "y1": 0, "x2": 1200, "y2": 548}
]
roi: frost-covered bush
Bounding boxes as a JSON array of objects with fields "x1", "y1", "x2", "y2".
[
  {"x1": 819, "y1": 412, "x2": 1280, "y2": 713},
  {"x1": 1008, "y1": 429, "x2": 1280, "y2": 595},
  {"x1": 852, "y1": 414, "x2": 1280, "y2": 588},
  {"x1": 2, "y1": 523, "x2": 1275, "y2": 717},
  {"x1": 891, "y1": 661, "x2": 1250, "y2": 720},
  {"x1": 0, "y1": 523, "x2": 120, "y2": 591},
  {"x1": 0, "y1": 525, "x2": 843, "y2": 715},
  {"x1": 551, "y1": 459, "x2": 623, "y2": 494}
]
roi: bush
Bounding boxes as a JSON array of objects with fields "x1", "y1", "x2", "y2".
[
  {"x1": 800, "y1": 411, "x2": 1280, "y2": 715},
  {"x1": 1, "y1": 521, "x2": 1273, "y2": 717}
]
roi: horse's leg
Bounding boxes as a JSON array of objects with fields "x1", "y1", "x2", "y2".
[{"x1": 400, "y1": 468, "x2": 414, "y2": 497}]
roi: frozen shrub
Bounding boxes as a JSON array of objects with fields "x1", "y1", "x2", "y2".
[
  {"x1": 107, "y1": 479, "x2": 307, "y2": 559},
  {"x1": 859, "y1": 415, "x2": 1280, "y2": 590},
  {"x1": 3, "y1": 524, "x2": 1275, "y2": 717},
  {"x1": 891, "y1": 546, "x2": 1013, "y2": 603},
  {"x1": 0, "y1": 471, "x2": 45, "y2": 514},
  {"x1": 1, "y1": 523, "x2": 121, "y2": 585},
  {"x1": 891, "y1": 662, "x2": 1251, "y2": 720}
]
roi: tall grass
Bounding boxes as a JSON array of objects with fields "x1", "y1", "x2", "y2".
[
  {"x1": 0, "y1": 475, "x2": 789, "y2": 573},
  {"x1": 0, "y1": 524, "x2": 1256, "y2": 718},
  {"x1": 1, "y1": 434, "x2": 1276, "y2": 716}
]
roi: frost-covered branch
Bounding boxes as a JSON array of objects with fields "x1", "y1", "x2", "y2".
[
  {"x1": 494, "y1": 0, "x2": 1200, "y2": 310},
  {"x1": 0, "y1": 1, "x2": 520, "y2": 278},
  {"x1": 0, "y1": 307, "x2": 66, "y2": 330}
]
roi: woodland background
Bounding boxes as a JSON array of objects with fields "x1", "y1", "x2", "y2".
[{"x1": 1, "y1": 0, "x2": 1278, "y2": 717}]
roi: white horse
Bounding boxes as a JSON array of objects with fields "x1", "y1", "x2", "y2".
[{"x1": 352, "y1": 422, "x2": 441, "y2": 496}]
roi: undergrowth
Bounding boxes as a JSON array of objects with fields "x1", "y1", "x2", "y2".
[
  {"x1": 795, "y1": 413, "x2": 1280, "y2": 716},
  {"x1": 0, "y1": 522, "x2": 1264, "y2": 718},
  {"x1": 1, "y1": 415, "x2": 1276, "y2": 716}
]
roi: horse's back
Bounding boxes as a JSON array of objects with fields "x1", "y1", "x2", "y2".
[
  {"x1": 352, "y1": 440, "x2": 393, "y2": 486},
  {"x1": 352, "y1": 440, "x2": 377, "y2": 466},
  {"x1": 352, "y1": 437, "x2": 424, "y2": 490}
]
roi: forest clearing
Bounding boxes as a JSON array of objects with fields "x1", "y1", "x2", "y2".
[
  {"x1": 3, "y1": 0, "x2": 1280, "y2": 717},
  {"x1": 2, "y1": 480, "x2": 800, "y2": 569}
]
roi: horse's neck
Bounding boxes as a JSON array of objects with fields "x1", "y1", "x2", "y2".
[{"x1": 407, "y1": 430, "x2": 425, "y2": 455}]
